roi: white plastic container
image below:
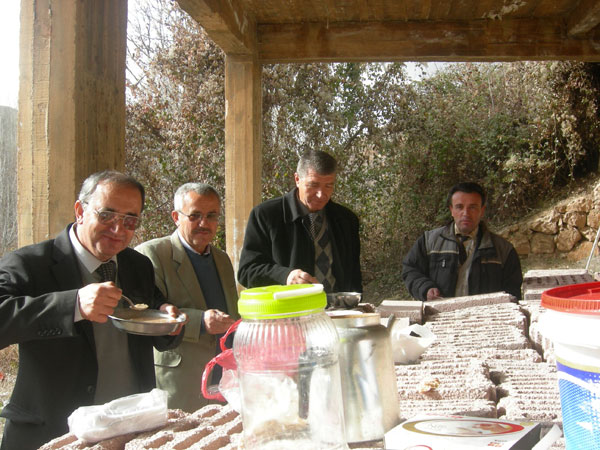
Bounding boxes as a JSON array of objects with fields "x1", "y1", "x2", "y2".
[
  {"x1": 541, "y1": 282, "x2": 600, "y2": 450},
  {"x1": 233, "y1": 284, "x2": 347, "y2": 449}
]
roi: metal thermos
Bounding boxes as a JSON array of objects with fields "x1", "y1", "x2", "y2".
[{"x1": 332, "y1": 313, "x2": 400, "y2": 443}]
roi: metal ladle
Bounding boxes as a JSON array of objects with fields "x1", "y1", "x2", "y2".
[{"x1": 121, "y1": 293, "x2": 148, "y2": 311}]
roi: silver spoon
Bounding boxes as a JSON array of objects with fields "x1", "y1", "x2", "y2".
[{"x1": 121, "y1": 293, "x2": 148, "y2": 311}]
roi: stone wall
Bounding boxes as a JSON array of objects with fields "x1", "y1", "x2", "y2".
[{"x1": 499, "y1": 181, "x2": 600, "y2": 262}]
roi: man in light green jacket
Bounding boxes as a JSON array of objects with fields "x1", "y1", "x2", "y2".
[{"x1": 136, "y1": 183, "x2": 239, "y2": 412}]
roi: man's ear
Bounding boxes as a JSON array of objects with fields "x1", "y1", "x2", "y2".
[
  {"x1": 74, "y1": 200, "x2": 85, "y2": 224},
  {"x1": 171, "y1": 210, "x2": 179, "y2": 226},
  {"x1": 294, "y1": 172, "x2": 301, "y2": 187}
]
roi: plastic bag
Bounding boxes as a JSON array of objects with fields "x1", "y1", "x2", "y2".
[
  {"x1": 390, "y1": 323, "x2": 436, "y2": 364},
  {"x1": 237, "y1": 372, "x2": 300, "y2": 435},
  {"x1": 219, "y1": 368, "x2": 241, "y2": 412},
  {"x1": 67, "y1": 388, "x2": 168, "y2": 442}
]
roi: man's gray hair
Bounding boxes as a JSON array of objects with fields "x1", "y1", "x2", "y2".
[
  {"x1": 78, "y1": 170, "x2": 146, "y2": 211},
  {"x1": 173, "y1": 183, "x2": 221, "y2": 211},
  {"x1": 296, "y1": 150, "x2": 338, "y2": 178}
]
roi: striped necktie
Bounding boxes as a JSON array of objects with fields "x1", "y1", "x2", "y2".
[
  {"x1": 96, "y1": 261, "x2": 116, "y2": 282},
  {"x1": 309, "y1": 213, "x2": 336, "y2": 292}
]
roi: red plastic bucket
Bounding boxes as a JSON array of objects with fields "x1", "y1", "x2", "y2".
[{"x1": 541, "y1": 281, "x2": 600, "y2": 450}]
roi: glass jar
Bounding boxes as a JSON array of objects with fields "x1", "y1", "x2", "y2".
[{"x1": 233, "y1": 284, "x2": 347, "y2": 449}]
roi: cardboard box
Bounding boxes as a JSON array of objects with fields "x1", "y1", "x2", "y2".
[{"x1": 384, "y1": 414, "x2": 541, "y2": 449}]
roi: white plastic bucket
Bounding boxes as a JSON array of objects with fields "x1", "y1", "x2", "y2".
[{"x1": 541, "y1": 282, "x2": 600, "y2": 450}]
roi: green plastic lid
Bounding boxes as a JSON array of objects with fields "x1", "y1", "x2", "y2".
[{"x1": 238, "y1": 284, "x2": 326, "y2": 319}]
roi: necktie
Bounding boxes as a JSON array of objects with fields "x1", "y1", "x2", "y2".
[
  {"x1": 96, "y1": 261, "x2": 116, "y2": 282},
  {"x1": 308, "y1": 213, "x2": 321, "y2": 239},
  {"x1": 309, "y1": 214, "x2": 336, "y2": 292},
  {"x1": 457, "y1": 235, "x2": 470, "y2": 265}
]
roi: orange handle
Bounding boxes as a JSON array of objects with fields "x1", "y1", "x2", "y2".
[
  {"x1": 201, "y1": 319, "x2": 242, "y2": 402},
  {"x1": 220, "y1": 318, "x2": 241, "y2": 351},
  {"x1": 201, "y1": 355, "x2": 225, "y2": 401},
  {"x1": 201, "y1": 349, "x2": 237, "y2": 401}
]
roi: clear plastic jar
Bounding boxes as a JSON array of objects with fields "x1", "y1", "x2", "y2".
[{"x1": 233, "y1": 284, "x2": 347, "y2": 449}]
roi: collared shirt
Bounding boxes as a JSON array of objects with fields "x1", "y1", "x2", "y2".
[
  {"x1": 453, "y1": 223, "x2": 478, "y2": 241},
  {"x1": 178, "y1": 232, "x2": 228, "y2": 333},
  {"x1": 454, "y1": 224, "x2": 479, "y2": 297},
  {"x1": 177, "y1": 229, "x2": 212, "y2": 256},
  {"x1": 296, "y1": 193, "x2": 326, "y2": 235},
  {"x1": 69, "y1": 225, "x2": 118, "y2": 272},
  {"x1": 68, "y1": 224, "x2": 136, "y2": 404},
  {"x1": 69, "y1": 225, "x2": 118, "y2": 321},
  {"x1": 295, "y1": 191, "x2": 335, "y2": 290}
]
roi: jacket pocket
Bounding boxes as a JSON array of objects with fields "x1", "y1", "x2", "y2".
[
  {"x1": 154, "y1": 349, "x2": 182, "y2": 368},
  {"x1": 0, "y1": 402, "x2": 44, "y2": 425}
]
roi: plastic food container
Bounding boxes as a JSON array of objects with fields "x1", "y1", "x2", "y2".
[
  {"x1": 233, "y1": 284, "x2": 347, "y2": 449},
  {"x1": 540, "y1": 281, "x2": 600, "y2": 450}
]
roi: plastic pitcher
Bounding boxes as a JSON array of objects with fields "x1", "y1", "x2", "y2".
[
  {"x1": 541, "y1": 281, "x2": 600, "y2": 450},
  {"x1": 233, "y1": 284, "x2": 347, "y2": 450}
]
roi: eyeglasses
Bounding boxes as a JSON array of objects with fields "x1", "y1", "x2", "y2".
[
  {"x1": 90, "y1": 208, "x2": 141, "y2": 230},
  {"x1": 177, "y1": 211, "x2": 220, "y2": 223}
]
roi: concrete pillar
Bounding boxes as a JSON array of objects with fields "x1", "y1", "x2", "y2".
[
  {"x1": 18, "y1": 0, "x2": 127, "y2": 246},
  {"x1": 224, "y1": 55, "x2": 262, "y2": 277}
]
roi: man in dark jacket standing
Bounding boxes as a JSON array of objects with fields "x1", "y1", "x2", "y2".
[
  {"x1": 402, "y1": 182, "x2": 522, "y2": 301},
  {"x1": 238, "y1": 150, "x2": 362, "y2": 293}
]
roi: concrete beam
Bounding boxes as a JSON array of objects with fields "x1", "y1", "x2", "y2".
[
  {"x1": 224, "y1": 55, "x2": 262, "y2": 278},
  {"x1": 258, "y1": 18, "x2": 600, "y2": 63},
  {"x1": 177, "y1": 0, "x2": 257, "y2": 55},
  {"x1": 18, "y1": 0, "x2": 127, "y2": 246}
]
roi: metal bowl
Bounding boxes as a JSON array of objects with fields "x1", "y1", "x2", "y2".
[
  {"x1": 109, "y1": 308, "x2": 186, "y2": 336},
  {"x1": 326, "y1": 292, "x2": 362, "y2": 309}
]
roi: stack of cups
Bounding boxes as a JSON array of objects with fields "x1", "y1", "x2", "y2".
[
  {"x1": 541, "y1": 282, "x2": 600, "y2": 450},
  {"x1": 233, "y1": 284, "x2": 347, "y2": 450}
]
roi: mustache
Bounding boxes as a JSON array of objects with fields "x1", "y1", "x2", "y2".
[
  {"x1": 193, "y1": 227, "x2": 212, "y2": 233},
  {"x1": 101, "y1": 231, "x2": 123, "y2": 239}
]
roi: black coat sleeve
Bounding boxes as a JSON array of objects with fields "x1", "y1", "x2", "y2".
[
  {"x1": 237, "y1": 207, "x2": 291, "y2": 288},
  {"x1": 0, "y1": 246, "x2": 80, "y2": 350}
]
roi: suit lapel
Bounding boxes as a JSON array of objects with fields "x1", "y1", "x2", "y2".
[
  {"x1": 52, "y1": 225, "x2": 96, "y2": 351},
  {"x1": 51, "y1": 226, "x2": 84, "y2": 291},
  {"x1": 170, "y1": 232, "x2": 208, "y2": 310}
]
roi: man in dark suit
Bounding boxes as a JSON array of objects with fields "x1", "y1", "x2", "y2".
[
  {"x1": 0, "y1": 170, "x2": 185, "y2": 450},
  {"x1": 238, "y1": 150, "x2": 362, "y2": 294}
]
